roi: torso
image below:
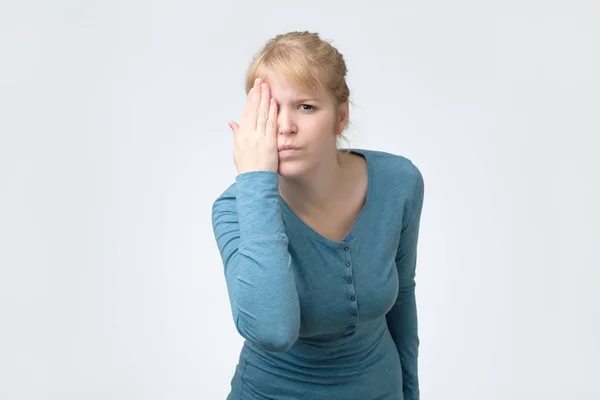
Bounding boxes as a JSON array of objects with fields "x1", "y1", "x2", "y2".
[
  {"x1": 286, "y1": 151, "x2": 368, "y2": 243},
  {"x1": 216, "y1": 148, "x2": 421, "y2": 399}
]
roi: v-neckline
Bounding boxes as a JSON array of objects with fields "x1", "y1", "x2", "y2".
[{"x1": 278, "y1": 148, "x2": 373, "y2": 247}]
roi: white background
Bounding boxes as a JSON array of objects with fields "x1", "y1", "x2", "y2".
[{"x1": 1, "y1": 1, "x2": 598, "y2": 399}]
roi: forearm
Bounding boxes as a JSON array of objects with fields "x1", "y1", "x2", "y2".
[
  {"x1": 386, "y1": 286, "x2": 420, "y2": 399},
  {"x1": 213, "y1": 171, "x2": 301, "y2": 352}
]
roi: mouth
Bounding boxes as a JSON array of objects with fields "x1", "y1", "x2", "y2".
[{"x1": 278, "y1": 145, "x2": 301, "y2": 152}]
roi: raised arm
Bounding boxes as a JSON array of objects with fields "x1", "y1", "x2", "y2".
[
  {"x1": 385, "y1": 162, "x2": 425, "y2": 400},
  {"x1": 212, "y1": 171, "x2": 300, "y2": 353}
]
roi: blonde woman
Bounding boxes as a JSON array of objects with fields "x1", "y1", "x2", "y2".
[{"x1": 212, "y1": 31, "x2": 424, "y2": 400}]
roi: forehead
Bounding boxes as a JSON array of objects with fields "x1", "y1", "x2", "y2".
[{"x1": 264, "y1": 70, "x2": 322, "y2": 101}]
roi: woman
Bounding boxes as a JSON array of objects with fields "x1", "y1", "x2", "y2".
[{"x1": 212, "y1": 31, "x2": 424, "y2": 400}]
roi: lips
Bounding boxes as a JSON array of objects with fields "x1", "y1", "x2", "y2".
[{"x1": 278, "y1": 145, "x2": 300, "y2": 151}]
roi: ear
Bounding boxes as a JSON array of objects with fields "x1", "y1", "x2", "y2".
[{"x1": 336, "y1": 100, "x2": 350, "y2": 136}]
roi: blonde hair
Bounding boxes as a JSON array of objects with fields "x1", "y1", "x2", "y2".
[{"x1": 244, "y1": 31, "x2": 352, "y2": 144}]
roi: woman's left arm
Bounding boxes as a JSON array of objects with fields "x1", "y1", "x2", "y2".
[{"x1": 385, "y1": 162, "x2": 425, "y2": 400}]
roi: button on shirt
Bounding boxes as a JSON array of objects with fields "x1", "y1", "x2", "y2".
[{"x1": 211, "y1": 148, "x2": 424, "y2": 400}]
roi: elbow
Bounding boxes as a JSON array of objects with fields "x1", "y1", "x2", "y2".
[
  {"x1": 257, "y1": 329, "x2": 299, "y2": 353},
  {"x1": 236, "y1": 317, "x2": 300, "y2": 353}
]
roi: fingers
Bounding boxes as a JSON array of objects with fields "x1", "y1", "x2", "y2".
[
  {"x1": 240, "y1": 78, "x2": 262, "y2": 134},
  {"x1": 236, "y1": 78, "x2": 276, "y2": 137},
  {"x1": 256, "y1": 82, "x2": 271, "y2": 134},
  {"x1": 228, "y1": 120, "x2": 239, "y2": 134},
  {"x1": 266, "y1": 98, "x2": 277, "y2": 138}
]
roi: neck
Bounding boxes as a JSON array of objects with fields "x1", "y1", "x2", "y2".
[{"x1": 279, "y1": 150, "x2": 349, "y2": 216}]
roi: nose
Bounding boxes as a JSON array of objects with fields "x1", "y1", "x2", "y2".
[{"x1": 277, "y1": 109, "x2": 297, "y2": 135}]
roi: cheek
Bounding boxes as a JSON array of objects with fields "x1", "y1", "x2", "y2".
[{"x1": 305, "y1": 116, "x2": 336, "y2": 136}]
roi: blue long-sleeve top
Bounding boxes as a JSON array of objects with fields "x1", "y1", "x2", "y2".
[{"x1": 211, "y1": 148, "x2": 424, "y2": 400}]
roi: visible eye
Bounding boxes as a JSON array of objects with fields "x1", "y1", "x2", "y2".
[{"x1": 300, "y1": 104, "x2": 315, "y2": 111}]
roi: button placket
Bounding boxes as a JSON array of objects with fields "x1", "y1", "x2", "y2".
[{"x1": 342, "y1": 243, "x2": 358, "y2": 330}]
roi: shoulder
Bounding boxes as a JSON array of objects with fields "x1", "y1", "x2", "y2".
[
  {"x1": 211, "y1": 181, "x2": 237, "y2": 220},
  {"x1": 351, "y1": 148, "x2": 424, "y2": 228},
  {"x1": 211, "y1": 171, "x2": 280, "y2": 219},
  {"x1": 214, "y1": 181, "x2": 237, "y2": 202},
  {"x1": 351, "y1": 148, "x2": 424, "y2": 195}
]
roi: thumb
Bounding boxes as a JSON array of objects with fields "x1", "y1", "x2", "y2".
[{"x1": 228, "y1": 121, "x2": 239, "y2": 134}]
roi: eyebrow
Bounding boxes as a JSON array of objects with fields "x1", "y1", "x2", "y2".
[
  {"x1": 293, "y1": 98, "x2": 321, "y2": 103},
  {"x1": 274, "y1": 97, "x2": 322, "y2": 105}
]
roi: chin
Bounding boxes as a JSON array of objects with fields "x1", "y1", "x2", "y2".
[{"x1": 277, "y1": 160, "x2": 310, "y2": 178}]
